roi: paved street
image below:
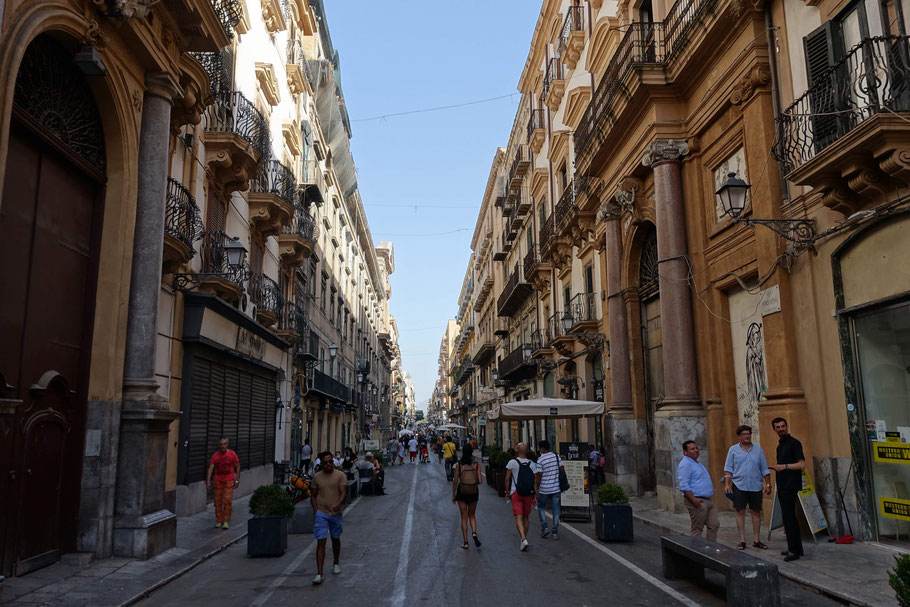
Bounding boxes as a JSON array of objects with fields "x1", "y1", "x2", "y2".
[{"x1": 137, "y1": 460, "x2": 839, "y2": 607}]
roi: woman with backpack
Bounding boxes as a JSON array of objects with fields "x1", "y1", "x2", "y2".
[{"x1": 452, "y1": 445, "x2": 482, "y2": 550}]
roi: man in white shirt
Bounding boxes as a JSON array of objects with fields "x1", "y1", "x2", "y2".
[
  {"x1": 300, "y1": 439, "x2": 313, "y2": 474},
  {"x1": 535, "y1": 440, "x2": 565, "y2": 540},
  {"x1": 504, "y1": 443, "x2": 539, "y2": 551},
  {"x1": 407, "y1": 436, "x2": 418, "y2": 464}
]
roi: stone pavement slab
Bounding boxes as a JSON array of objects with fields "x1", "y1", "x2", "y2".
[
  {"x1": 2, "y1": 495, "x2": 254, "y2": 607},
  {"x1": 630, "y1": 495, "x2": 905, "y2": 607}
]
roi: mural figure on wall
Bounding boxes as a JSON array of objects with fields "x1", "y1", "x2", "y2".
[{"x1": 745, "y1": 322, "x2": 766, "y2": 406}]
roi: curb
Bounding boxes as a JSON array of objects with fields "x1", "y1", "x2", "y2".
[
  {"x1": 633, "y1": 514, "x2": 872, "y2": 607},
  {"x1": 118, "y1": 532, "x2": 248, "y2": 607}
]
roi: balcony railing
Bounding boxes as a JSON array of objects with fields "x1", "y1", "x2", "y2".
[
  {"x1": 251, "y1": 159, "x2": 297, "y2": 206},
  {"x1": 774, "y1": 36, "x2": 910, "y2": 175},
  {"x1": 211, "y1": 0, "x2": 242, "y2": 38},
  {"x1": 527, "y1": 108, "x2": 546, "y2": 143},
  {"x1": 497, "y1": 262, "x2": 533, "y2": 317},
  {"x1": 165, "y1": 177, "x2": 203, "y2": 252},
  {"x1": 278, "y1": 301, "x2": 307, "y2": 334},
  {"x1": 312, "y1": 369, "x2": 350, "y2": 403},
  {"x1": 540, "y1": 212, "x2": 556, "y2": 252},
  {"x1": 543, "y1": 58, "x2": 565, "y2": 102},
  {"x1": 568, "y1": 292, "x2": 597, "y2": 328},
  {"x1": 574, "y1": 22, "x2": 666, "y2": 161},
  {"x1": 555, "y1": 179, "x2": 580, "y2": 229},
  {"x1": 498, "y1": 344, "x2": 535, "y2": 380},
  {"x1": 282, "y1": 207, "x2": 319, "y2": 241},
  {"x1": 202, "y1": 90, "x2": 271, "y2": 162},
  {"x1": 530, "y1": 328, "x2": 551, "y2": 353},
  {"x1": 664, "y1": 0, "x2": 716, "y2": 61},
  {"x1": 523, "y1": 245, "x2": 541, "y2": 278},
  {"x1": 547, "y1": 311, "x2": 567, "y2": 343},
  {"x1": 250, "y1": 273, "x2": 283, "y2": 319},
  {"x1": 201, "y1": 230, "x2": 250, "y2": 287},
  {"x1": 557, "y1": 5, "x2": 586, "y2": 58}
]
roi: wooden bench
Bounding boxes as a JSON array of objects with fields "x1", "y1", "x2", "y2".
[{"x1": 661, "y1": 536, "x2": 781, "y2": 607}]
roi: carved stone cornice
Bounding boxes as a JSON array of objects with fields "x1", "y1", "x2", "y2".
[
  {"x1": 642, "y1": 139, "x2": 689, "y2": 168},
  {"x1": 255, "y1": 62, "x2": 281, "y2": 106},
  {"x1": 261, "y1": 0, "x2": 286, "y2": 33},
  {"x1": 730, "y1": 65, "x2": 771, "y2": 106},
  {"x1": 172, "y1": 56, "x2": 210, "y2": 132}
]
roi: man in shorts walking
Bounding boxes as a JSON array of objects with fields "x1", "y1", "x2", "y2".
[
  {"x1": 723, "y1": 425, "x2": 771, "y2": 550},
  {"x1": 310, "y1": 451, "x2": 347, "y2": 584},
  {"x1": 504, "y1": 442, "x2": 539, "y2": 551}
]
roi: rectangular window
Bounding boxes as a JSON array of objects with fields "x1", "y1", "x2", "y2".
[
  {"x1": 564, "y1": 285, "x2": 571, "y2": 309},
  {"x1": 585, "y1": 265, "x2": 594, "y2": 293}
]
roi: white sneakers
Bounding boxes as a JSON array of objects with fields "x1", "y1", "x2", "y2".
[
  {"x1": 520, "y1": 538, "x2": 529, "y2": 551},
  {"x1": 552, "y1": 532, "x2": 558, "y2": 540},
  {"x1": 312, "y1": 575, "x2": 323, "y2": 585},
  {"x1": 333, "y1": 564, "x2": 341, "y2": 574}
]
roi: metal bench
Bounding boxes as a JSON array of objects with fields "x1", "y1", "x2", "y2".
[{"x1": 661, "y1": 535, "x2": 781, "y2": 606}]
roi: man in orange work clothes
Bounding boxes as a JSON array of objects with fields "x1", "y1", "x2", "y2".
[{"x1": 207, "y1": 438, "x2": 240, "y2": 529}]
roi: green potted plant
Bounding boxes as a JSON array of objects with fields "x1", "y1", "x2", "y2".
[
  {"x1": 594, "y1": 483, "x2": 633, "y2": 542},
  {"x1": 889, "y1": 553, "x2": 910, "y2": 607},
  {"x1": 247, "y1": 484, "x2": 295, "y2": 557}
]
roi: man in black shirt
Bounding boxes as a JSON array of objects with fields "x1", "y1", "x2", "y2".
[{"x1": 772, "y1": 417, "x2": 805, "y2": 561}]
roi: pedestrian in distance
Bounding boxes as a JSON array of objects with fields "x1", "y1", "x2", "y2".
[
  {"x1": 333, "y1": 451, "x2": 343, "y2": 467},
  {"x1": 504, "y1": 442, "x2": 539, "y2": 551},
  {"x1": 723, "y1": 424, "x2": 772, "y2": 550},
  {"x1": 388, "y1": 438, "x2": 397, "y2": 465},
  {"x1": 408, "y1": 434, "x2": 418, "y2": 464},
  {"x1": 310, "y1": 451, "x2": 347, "y2": 585},
  {"x1": 443, "y1": 435, "x2": 458, "y2": 481},
  {"x1": 771, "y1": 417, "x2": 806, "y2": 562},
  {"x1": 535, "y1": 440, "x2": 564, "y2": 540},
  {"x1": 206, "y1": 438, "x2": 239, "y2": 529},
  {"x1": 397, "y1": 439, "x2": 406, "y2": 466},
  {"x1": 678, "y1": 440, "x2": 719, "y2": 541},
  {"x1": 452, "y1": 445, "x2": 482, "y2": 549},
  {"x1": 300, "y1": 438, "x2": 312, "y2": 474}
]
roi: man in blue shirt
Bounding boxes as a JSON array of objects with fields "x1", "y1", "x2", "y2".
[
  {"x1": 723, "y1": 425, "x2": 771, "y2": 550},
  {"x1": 677, "y1": 440, "x2": 718, "y2": 540}
]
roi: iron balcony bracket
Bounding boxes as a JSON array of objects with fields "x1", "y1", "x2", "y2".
[{"x1": 738, "y1": 217, "x2": 817, "y2": 250}]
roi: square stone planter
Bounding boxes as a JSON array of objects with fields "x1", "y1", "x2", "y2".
[
  {"x1": 289, "y1": 502, "x2": 314, "y2": 535},
  {"x1": 594, "y1": 503, "x2": 633, "y2": 542},
  {"x1": 247, "y1": 515, "x2": 288, "y2": 557}
]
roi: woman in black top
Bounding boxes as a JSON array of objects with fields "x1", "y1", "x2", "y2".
[
  {"x1": 341, "y1": 447, "x2": 357, "y2": 477},
  {"x1": 452, "y1": 446, "x2": 482, "y2": 550}
]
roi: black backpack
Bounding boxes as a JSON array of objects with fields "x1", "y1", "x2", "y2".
[{"x1": 514, "y1": 460, "x2": 535, "y2": 496}]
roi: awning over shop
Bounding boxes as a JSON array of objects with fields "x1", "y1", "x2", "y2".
[{"x1": 485, "y1": 397, "x2": 604, "y2": 421}]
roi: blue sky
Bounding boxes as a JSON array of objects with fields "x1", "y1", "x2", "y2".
[{"x1": 323, "y1": 1, "x2": 541, "y2": 410}]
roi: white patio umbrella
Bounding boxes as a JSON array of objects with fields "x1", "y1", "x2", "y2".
[
  {"x1": 486, "y1": 397, "x2": 604, "y2": 421},
  {"x1": 437, "y1": 423, "x2": 466, "y2": 430}
]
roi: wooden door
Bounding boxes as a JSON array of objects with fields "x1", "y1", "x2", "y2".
[{"x1": 0, "y1": 122, "x2": 103, "y2": 575}]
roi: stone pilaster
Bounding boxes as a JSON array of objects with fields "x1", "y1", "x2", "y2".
[
  {"x1": 642, "y1": 139, "x2": 705, "y2": 511},
  {"x1": 114, "y1": 72, "x2": 182, "y2": 559}
]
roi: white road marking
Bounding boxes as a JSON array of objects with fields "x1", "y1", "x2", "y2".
[
  {"x1": 250, "y1": 496, "x2": 362, "y2": 607},
  {"x1": 390, "y1": 466, "x2": 419, "y2": 604},
  {"x1": 555, "y1": 517, "x2": 703, "y2": 607}
]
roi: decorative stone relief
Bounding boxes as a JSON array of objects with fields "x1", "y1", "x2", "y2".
[
  {"x1": 730, "y1": 65, "x2": 771, "y2": 106},
  {"x1": 642, "y1": 139, "x2": 689, "y2": 167}
]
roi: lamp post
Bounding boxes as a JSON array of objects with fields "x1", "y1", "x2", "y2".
[{"x1": 715, "y1": 172, "x2": 816, "y2": 250}]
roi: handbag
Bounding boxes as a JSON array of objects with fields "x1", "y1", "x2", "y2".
[{"x1": 558, "y1": 464, "x2": 570, "y2": 492}]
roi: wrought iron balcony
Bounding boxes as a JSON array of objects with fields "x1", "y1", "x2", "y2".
[
  {"x1": 498, "y1": 344, "x2": 536, "y2": 381},
  {"x1": 311, "y1": 369, "x2": 351, "y2": 404},
  {"x1": 199, "y1": 229, "x2": 250, "y2": 303},
  {"x1": 163, "y1": 177, "x2": 203, "y2": 271},
  {"x1": 252, "y1": 159, "x2": 297, "y2": 205},
  {"x1": 547, "y1": 311, "x2": 567, "y2": 344},
  {"x1": 558, "y1": 5, "x2": 586, "y2": 68},
  {"x1": 210, "y1": 0, "x2": 242, "y2": 38},
  {"x1": 497, "y1": 262, "x2": 533, "y2": 318},
  {"x1": 509, "y1": 144, "x2": 531, "y2": 190},
  {"x1": 527, "y1": 108, "x2": 546, "y2": 152},
  {"x1": 543, "y1": 58, "x2": 566, "y2": 110},
  {"x1": 277, "y1": 301, "x2": 306, "y2": 342},
  {"x1": 523, "y1": 245, "x2": 545, "y2": 280},
  {"x1": 250, "y1": 273, "x2": 283, "y2": 327},
  {"x1": 774, "y1": 36, "x2": 910, "y2": 180},
  {"x1": 574, "y1": 22, "x2": 665, "y2": 163},
  {"x1": 285, "y1": 38, "x2": 308, "y2": 94},
  {"x1": 663, "y1": 0, "x2": 716, "y2": 62},
  {"x1": 278, "y1": 208, "x2": 318, "y2": 267},
  {"x1": 567, "y1": 292, "x2": 599, "y2": 332},
  {"x1": 203, "y1": 90, "x2": 271, "y2": 159},
  {"x1": 530, "y1": 328, "x2": 552, "y2": 355},
  {"x1": 455, "y1": 361, "x2": 475, "y2": 387},
  {"x1": 554, "y1": 180, "x2": 578, "y2": 229},
  {"x1": 539, "y1": 212, "x2": 556, "y2": 254}
]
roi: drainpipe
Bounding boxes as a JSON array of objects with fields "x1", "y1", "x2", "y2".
[{"x1": 765, "y1": 4, "x2": 790, "y2": 202}]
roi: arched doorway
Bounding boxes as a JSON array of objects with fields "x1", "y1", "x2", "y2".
[
  {"x1": 638, "y1": 226, "x2": 661, "y2": 494},
  {"x1": 0, "y1": 35, "x2": 106, "y2": 576}
]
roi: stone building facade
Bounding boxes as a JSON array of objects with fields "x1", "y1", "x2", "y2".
[
  {"x1": 0, "y1": 0, "x2": 401, "y2": 576},
  {"x1": 438, "y1": 0, "x2": 910, "y2": 545}
]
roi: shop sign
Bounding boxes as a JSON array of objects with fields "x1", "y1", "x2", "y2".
[
  {"x1": 560, "y1": 441, "x2": 585, "y2": 460},
  {"x1": 880, "y1": 496, "x2": 910, "y2": 522},
  {"x1": 561, "y1": 460, "x2": 589, "y2": 508},
  {"x1": 872, "y1": 442, "x2": 910, "y2": 464},
  {"x1": 236, "y1": 328, "x2": 265, "y2": 359}
]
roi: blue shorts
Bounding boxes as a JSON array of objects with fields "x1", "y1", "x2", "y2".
[{"x1": 314, "y1": 510, "x2": 343, "y2": 539}]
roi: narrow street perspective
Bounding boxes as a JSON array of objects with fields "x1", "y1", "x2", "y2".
[{"x1": 0, "y1": 0, "x2": 909, "y2": 605}]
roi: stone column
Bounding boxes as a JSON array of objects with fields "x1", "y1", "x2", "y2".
[
  {"x1": 114, "y1": 72, "x2": 182, "y2": 558},
  {"x1": 600, "y1": 204, "x2": 638, "y2": 493},
  {"x1": 641, "y1": 140, "x2": 705, "y2": 513}
]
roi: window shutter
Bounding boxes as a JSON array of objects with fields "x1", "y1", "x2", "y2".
[
  {"x1": 803, "y1": 22, "x2": 836, "y2": 84},
  {"x1": 803, "y1": 22, "x2": 840, "y2": 151},
  {"x1": 187, "y1": 357, "x2": 212, "y2": 484}
]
